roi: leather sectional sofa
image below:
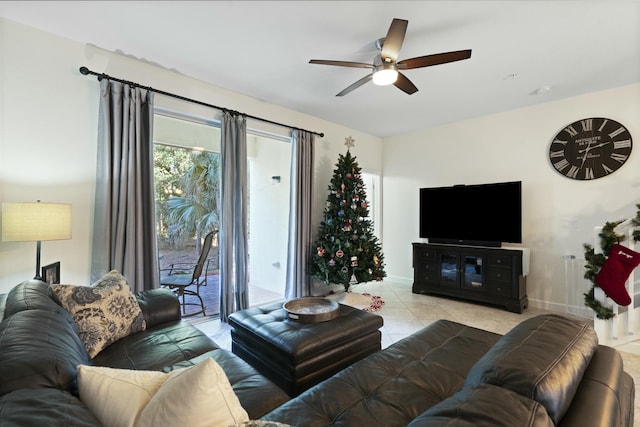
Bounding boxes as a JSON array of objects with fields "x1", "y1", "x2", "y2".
[
  {"x1": 0, "y1": 279, "x2": 289, "y2": 425},
  {"x1": 263, "y1": 313, "x2": 635, "y2": 426},
  {"x1": 0, "y1": 279, "x2": 635, "y2": 426}
]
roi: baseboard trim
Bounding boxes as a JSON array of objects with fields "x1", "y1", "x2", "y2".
[{"x1": 386, "y1": 275, "x2": 593, "y2": 319}]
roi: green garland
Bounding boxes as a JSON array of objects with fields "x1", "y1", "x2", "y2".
[{"x1": 583, "y1": 204, "x2": 640, "y2": 319}]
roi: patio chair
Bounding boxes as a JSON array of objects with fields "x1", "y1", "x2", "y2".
[{"x1": 160, "y1": 230, "x2": 216, "y2": 317}]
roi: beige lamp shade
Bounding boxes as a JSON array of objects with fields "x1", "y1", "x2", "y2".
[{"x1": 2, "y1": 202, "x2": 72, "y2": 242}]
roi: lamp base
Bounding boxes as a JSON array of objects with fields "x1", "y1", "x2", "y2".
[{"x1": 35, "y1": 240, "x2": 43, "y2": 282}]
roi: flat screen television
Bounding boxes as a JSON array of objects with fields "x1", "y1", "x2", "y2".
[{"x1": 419, "y1": 181, "x2": 522, "y2": 247}]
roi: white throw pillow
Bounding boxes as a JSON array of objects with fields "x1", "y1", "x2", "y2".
[{"x1": 77, "y1": 358, "x2": 249, "y2": 427}]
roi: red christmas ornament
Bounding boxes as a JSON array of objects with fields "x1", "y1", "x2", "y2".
[{"x1": 336, "y1": 250, "x2": 344, "y2": 258}]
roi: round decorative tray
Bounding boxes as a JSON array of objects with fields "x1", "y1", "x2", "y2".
[{"x1": 283, "y1": 297, "x2": 340, "y2": 322}]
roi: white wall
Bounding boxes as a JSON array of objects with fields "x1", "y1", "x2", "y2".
[
  {"x1": 0, "y1": 18, "x2": 382, "y2": 293},
  {"x1": 248, "y1": 135, "x2": 291, "y2": 295},
  {"x1": 382, "y1": 83, "x2": 640, "y2": 311}
]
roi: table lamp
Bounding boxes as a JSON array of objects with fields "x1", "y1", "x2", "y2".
[{"x1": 1, "y1": 201, "x2": 72, "y2": 280}]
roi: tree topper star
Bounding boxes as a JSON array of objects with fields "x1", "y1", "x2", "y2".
[{"x1": 344, "y1": 136, "x2": 355, "y2": 149}]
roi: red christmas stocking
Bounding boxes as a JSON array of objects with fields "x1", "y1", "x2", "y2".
[{"x1": 595, "y1": 243, "x2": 640, "y2": 306}]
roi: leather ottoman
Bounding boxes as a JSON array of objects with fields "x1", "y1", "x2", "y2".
[{"x1": 228, "y1": 300, "x2": 384, "y2": 396}]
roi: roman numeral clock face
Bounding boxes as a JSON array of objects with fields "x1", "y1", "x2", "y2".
[{"x1": 549, "y1": 118, "x2": 632, "y2": 180}]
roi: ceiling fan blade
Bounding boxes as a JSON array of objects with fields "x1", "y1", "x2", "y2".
[
  {"x1": 397, "y1": 49, "x2": 472, "y2": 70},
  {"x1": 394, "y1": 72, "x2": 418, "y2": 95},
  {"x1": 381, "y1": 18, "x2": 408, "y2": 61},
  {"x1": 336, "y1": 74, "x2": 373, "y2": 97},
  {"x1": 309, "y1": 59, "x2": 373, "y2": 69}
]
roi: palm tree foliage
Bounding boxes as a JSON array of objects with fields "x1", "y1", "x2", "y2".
[{"x1": 154, "y1": 145, "x2": 220, "y2": 253}]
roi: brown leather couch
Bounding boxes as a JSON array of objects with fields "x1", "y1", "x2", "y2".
[
  {"x1": 0, "y1": 280, "x2": 289, "y2": 426},
  {"x1": 261, "y1": 313, "x2": 635, "y2": 427}
]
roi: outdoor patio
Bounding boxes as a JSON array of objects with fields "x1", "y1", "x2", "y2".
[{"x1": 159, "y1": 246, "x2": 282, "y2": 318}]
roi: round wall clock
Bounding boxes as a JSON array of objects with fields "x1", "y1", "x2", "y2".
[{"x1": 548, "y1": 117, "x2": 632, "y2": 180}]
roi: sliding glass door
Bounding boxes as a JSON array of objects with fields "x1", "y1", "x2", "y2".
[{"x1": 153, "y1": 110, "x2": 288, "y2": 317}]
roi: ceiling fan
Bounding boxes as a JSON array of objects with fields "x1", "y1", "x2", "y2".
[{"x1": 309, "y1": 18, "x2": 472, "y2": 96}]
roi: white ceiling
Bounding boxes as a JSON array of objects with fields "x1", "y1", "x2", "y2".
[{"x1": 1, "y1": 1, "x2": 639, "y2": 138}]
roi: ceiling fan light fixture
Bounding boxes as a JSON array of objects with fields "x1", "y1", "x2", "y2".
[
  {"x1": 372, "y1": 64, "x2": 398, "y2": 86},
  {"x1": 309, "y1": 18, "x2": 472, "y2": 96}
]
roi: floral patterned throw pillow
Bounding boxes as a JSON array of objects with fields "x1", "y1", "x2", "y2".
[{"x1": 51, "y1": 270, "x2": 146, "y2": 358}]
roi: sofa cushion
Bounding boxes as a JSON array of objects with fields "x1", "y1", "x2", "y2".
[
  {"x1": 0, "y1": 388, "x2": 100, "y2": 426},
  {"x1": 51, "y1": 270, "x2": 146, "y2": 358},
  {"x1": 408, "y1": 384, "x2": 554, "y2": 427},
  {"x1": 234, "y1": 422, "x2": 293, "y2": 427},
  {"x1": 169, "y1": 349, "x2": 291, "y2": 420},
  {"x1": 261, "y1": 319, "x2": 500, "y2": 426},
  {"x1": 463, "y1": 314, "x2": 598, "y2": 425},
  {"x1": 0, "y1": 309, "x2": 90, "y2": 396},
  {"x1": 78, "y1": 358, "x2": 249, "y2": 427},
  {"x1": 91, "y1": 320, "x2": 218, "y2": 370}
]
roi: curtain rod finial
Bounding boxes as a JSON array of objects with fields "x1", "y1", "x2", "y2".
[{"x1": 79, "y1": 66, "x2": 89, "y2": 75}]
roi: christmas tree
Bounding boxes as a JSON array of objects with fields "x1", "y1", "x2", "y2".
[{"x1": 311, "y1": 137, "x2": 386, "y2": 292}]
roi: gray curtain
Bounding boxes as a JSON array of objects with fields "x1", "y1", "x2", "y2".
[
  {"x1": 91, "y1": 79, "x2": 159, "y2": 292},
  {"x1": 285, "y1": 130, "x2": 315, "y2": 299},
  {"x1": 219, "y1": 111, "x2": 249, "y2": 321}
]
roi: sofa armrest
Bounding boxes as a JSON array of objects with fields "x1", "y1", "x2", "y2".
[
  {"x1": 558, "y1": 345, "x2": 633, "y2": 427},
  {"x1": 136, "y1": 288, "x2": 181, "y2": 328}
]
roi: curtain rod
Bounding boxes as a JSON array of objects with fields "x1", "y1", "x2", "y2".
[{"x1": 78, "y1": 66, "x2": 324, "y2": 138}]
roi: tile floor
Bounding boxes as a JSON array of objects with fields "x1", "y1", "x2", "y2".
[{"x1": 191, "y1": 279, "x2": 640, "y2": 423}]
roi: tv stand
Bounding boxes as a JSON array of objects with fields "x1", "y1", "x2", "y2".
[
  {"x1": 428, "y1": 238, "x2": 501, "y2": 248},
  {"x1": 412, "y1": 242, "x2": 528, "y2": 313}
]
